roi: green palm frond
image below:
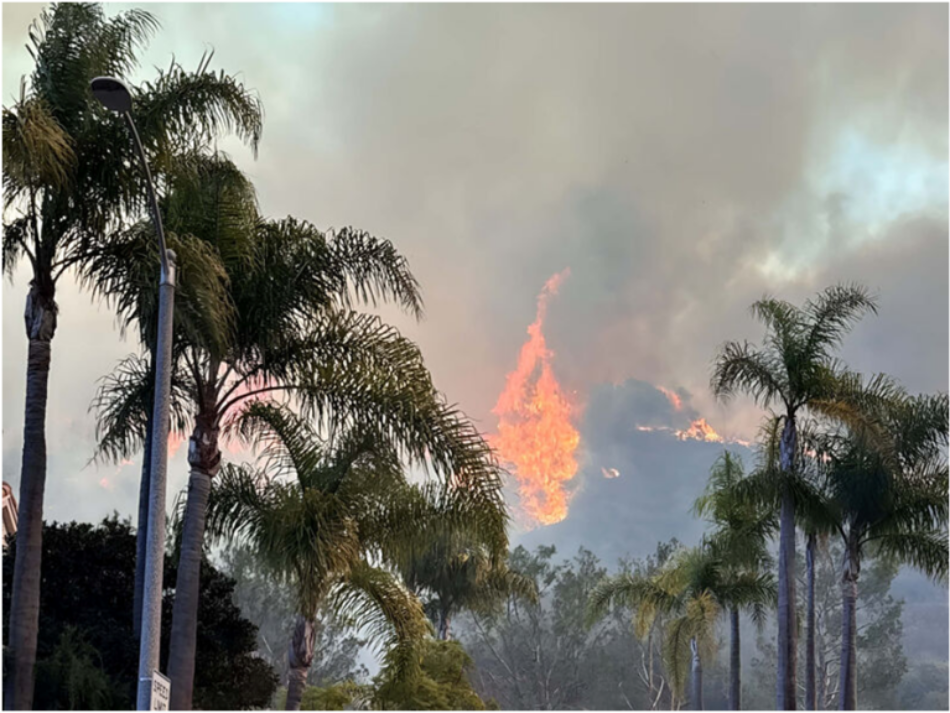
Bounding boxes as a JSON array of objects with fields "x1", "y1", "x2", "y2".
[
  {"x1": 713, "y1": 284, "x2": 878, "y2": 419},
  {"x1": 79, "y1": 224, "x2": 234, "y2": 355},
  {"x1": 328, "y1": 227, "x2": 424, "y2": 320},
  {"x1": 207, "y1": 460, "x2": 362, "y2": 616},
  {"x1": 134, "y1": 52, "x2": 263, "y2": 162},
  {"x1": 715, "y1": 570, "x2": 777, "y2": 618},
  {"x1": 662, "y1": 615, "x2": 694, "y2": 698},
  {"x1": 89, "y1": 352, "x2": 192, "y2": 464},
  {"x1": 234, "y1": 309, "x2": 505, "y2": 497},
  {"x1": 586, "y1": 572, "x2": 679, "y2": 633},
  {"x1": 328, "y1": 562, "x2": 430, "y2": 684},
  {"x1": 802, "y1": 284, "x2": 878, "y2": 364},
  {"x1": 711, "y1": 341, "x2": 787, "y2": 408},
  {"x1": 2, "y1": 93, "x2": 75, "y2": 203},
  {"x1": 870, "y1": 530, "x2": 948, "y2": 583}
]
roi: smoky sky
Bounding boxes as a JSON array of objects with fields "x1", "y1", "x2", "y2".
[{"x1": 2, "y1": 3, "x2": 947, "y2": 528}]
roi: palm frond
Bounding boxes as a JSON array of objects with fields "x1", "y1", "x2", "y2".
[
  {"x1": 328, "y1": 562, "x2": 430, "y2": 684},
  {"x1": 89, "y1": 352, "x2": 192, "y2": 464},
  {"x1": 802, "y1": 284, "x2": 878, "y2": 364},
  {"x1": 870, "y1": 530, "x2": 948, "y2": 583},
  {"x1": 2, "y1": 94, "x2": 75, "y2": 203},
  {"x1": 711, "y1": 340, "x2": 787, "y2": 408},
  {"x1": 134, "y1": 53, "x2": 263, "y2": 162},
  {"x1": 329, "y1": 227, "x2": 424, "y2": 320}
]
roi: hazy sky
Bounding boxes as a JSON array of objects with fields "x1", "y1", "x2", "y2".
[{"x1": 3, "y1": 3, "x2": 948, "y2": 528}]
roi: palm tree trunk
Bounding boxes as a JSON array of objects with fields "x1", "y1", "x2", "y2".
[
  {"x1": 776, "y1": 416, "x2": 798, "y2": 710},
  {"x1": 168, "y1": 416, "x2": 221, "y2": 711},
  {"x1": 286, "y1": 616, "x2": 317, "y2": 711},
  {"x1": 6, "y1": 283, "x2": 57, "y2": 710},
  {"x1": 133, "y1": 420, "x2": 153, "y2": 639},
  {"x1": 837, "y1": 545, "x2": 859, "y2": 711},
  {"x1": 690, "y1": 637, "x2": 703, "y2": 711},
  {"x1": 437, "y1": 608, "x2": 451, "y2": 641},
  {"x1": 729, "y1": 607, "x2": 740, "y2": 710},
  {"x1": 805, "y1": 534, "x2": 817, "y2": 711}
]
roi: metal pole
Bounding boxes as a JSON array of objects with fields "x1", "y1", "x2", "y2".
[{"x1": 124, "y1": 110, "x2": 178, "y2": 711}]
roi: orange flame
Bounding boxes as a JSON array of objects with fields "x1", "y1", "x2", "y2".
[
  {"x1": 675, "y1": 418, "x2": 724, "y2": 443},
  {"x1": 657, "y1": 386, "x2": 683, "y2": 411},
  {"x1": 491, "y1": 269, "x2": 580, "y2": 526}
]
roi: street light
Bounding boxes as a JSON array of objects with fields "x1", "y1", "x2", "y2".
[{"x1": 91, "y1": 76, "x2": 176, "y2": 711}]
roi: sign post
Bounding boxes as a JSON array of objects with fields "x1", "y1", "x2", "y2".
[{"x1": 149, "y1": 672, "x2": 171, "y2": 711}]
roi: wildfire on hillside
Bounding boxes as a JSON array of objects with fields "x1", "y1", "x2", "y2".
[
  {"x1": 491, "y1": 269, "x2": 580, "y2": 527},
  {"x1": 657, "y1": 386, "x2": 683, "y2": 411},
  {"x1": 675, "y1": 417, "x2": 724, "y2": 443}
]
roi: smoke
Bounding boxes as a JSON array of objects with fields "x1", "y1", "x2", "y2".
[{"x1": 2, "y1": 3, "x2": 945, "y2": 527}]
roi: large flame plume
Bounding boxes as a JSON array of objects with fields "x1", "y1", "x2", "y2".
[{"x1": 492, "y1": 269, "x2": 579, "y2": 526}]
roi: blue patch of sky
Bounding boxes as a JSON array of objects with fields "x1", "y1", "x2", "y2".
[
  {"x1": 761, "y1": 127, "x2": 948, "y2": 282},
  {"x1": 814, "y1": 128, "x2": 948, "y2": 234},
  {"x1": 264, "y1": 2, "x2": 333, "y2": 32}
]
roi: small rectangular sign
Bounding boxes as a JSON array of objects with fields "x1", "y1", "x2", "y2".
[{"x1": 151, "y1": 671, "x2": 171, "y2": 711}]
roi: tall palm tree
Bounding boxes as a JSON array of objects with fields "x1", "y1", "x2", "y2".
[
  {"x1": 809, "y1": 384, "x2": 948, "y2": 710},
  {"x1": 89, "y1": 150, "x2": 256, "y2": 637},
  {"x1": 693, "y1": 451, "x2": 776, "y2": 710},
  {"x1": 588, "y1": 544, "x2": 774, "y2": 711},
  {"x1": 2, "y1": 5, "x2": 261, "y2": 706},
  {"x1": 93, "y1": 189, "x2": 505, "y2": 708},
  {"x1": 711, "y1": 284, "x2": 878, "y2": 709},
  {"x1": 205, "y1": 402, "x2": 504, "y2": 710}
]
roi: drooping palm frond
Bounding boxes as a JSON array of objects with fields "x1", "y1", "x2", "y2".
[
  {"x1": 2, "y1": 92, "x2": 76, "y2": 205},
  {"x1": 870, "y1": 530, "x2": 948, "y2": 583},
  {"x1": 586, "y1": 571, "x2": 679, "y2": 636},
  {"x1": 89, "y1": 352, "x2": 193, "y2": 464},
  {"x1": 710, "y1": 341, "x2": 787, "y2": 408},
  {"x1": 134, "y1": 52, "x2": 263, "y2": 164},
  {"x1": 79, "y1": 224, "x2": 234, "y2": 355},
  {"x1": 223, "y1": 308, "x2": 506, "y2": 502},
  {"x1": 327, "y1": 561, "x2": 431, "y2": 687},
  {"x1": 328, "y1": 227, "x2": 424, "y2": 320},
  {"x1": 714, "y1": 570, "x2": 777, "y2": 625},
  {"x1": 206, "y1": 460, "x2": 362, "y2": 617}
]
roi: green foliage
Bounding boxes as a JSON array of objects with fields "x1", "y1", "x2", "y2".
[
  {"x1": 34, "y1": 626, "x2": 119, "y2": 710},
  {"x1": 712, "y1": 284, "x2": 878, "y2": 415},
  {"x1": 1, "y1": 516, "x2": 277, "y2": 709},
  {"x1": 375, "y1": 639, "x2": 491, "y2": 710},
  {"x1": 271, "y1": 642, "x2": 493, "y2": 711},
  {"x1": 206, "y1": 402, "x2": 443, "y2": 689},
  {"x1": 3, "y1": 2, "x2": 262, "y2": 292},
  {"x1": 464, "y1": 545, "x2": 655, "y2": 710},
  {"x1": 220, "y1": 544, "x2": 369, "y2": 686}
]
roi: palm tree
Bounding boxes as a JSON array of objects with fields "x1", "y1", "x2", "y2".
[
  {"x1": 93, "y1": 182, "x2": 505, "y2": 708},
  {"x1": 733, "y1": 416, "x2": 834, "y2": 712},
  {"x1": 809, "y1": 384, "x2": 948, "y2": 710},
  {"x1": 205, "y1": 402, "x2": 504, "y2": 710},
  {"x1": 589, "y1": 544, "x2": 774, "y2": 711},
  {"x1": 397, "y1": 531, "x2": 537, "y2": 641},
  {"x1": 89, "y1": 150, "x2": 256, "y2": 637},
  {"x1": 693, "y1": 451, "x2": 777, "y2": 710},
  {"x1": 2, "y1": 5, "x2": 261, "y2": 706},
  {"x1": 711, "y1": 284, "x2": 878, "y2": 709}
]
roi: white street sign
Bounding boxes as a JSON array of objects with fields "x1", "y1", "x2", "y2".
[{"x1": 150, "y1": 671, "x2": 171, "y2": 711}]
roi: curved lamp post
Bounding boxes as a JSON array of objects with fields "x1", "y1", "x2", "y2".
[{"x1": 91, "y1": 76, "x2": 176, "y2": 711}]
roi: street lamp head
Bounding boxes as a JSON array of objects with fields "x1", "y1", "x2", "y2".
[{"x1": 90, "y1": 76, "x2": 132, "y2": 114}]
